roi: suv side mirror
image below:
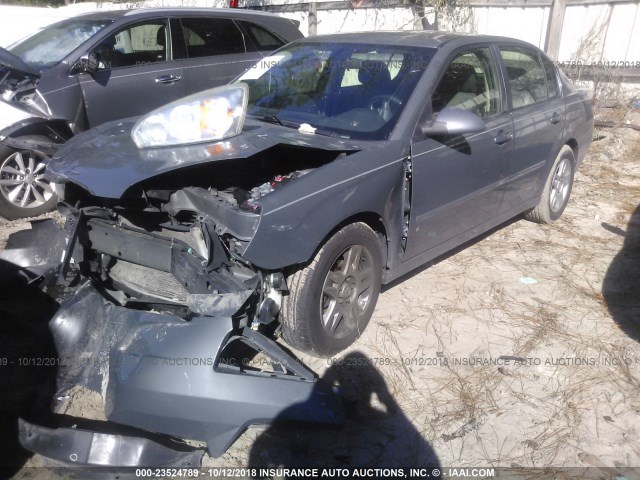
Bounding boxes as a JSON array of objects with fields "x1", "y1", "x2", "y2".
[
  {"x1": 421, "y1": 107, "x2": 486, "y2": 136},
  {"x1": 71, "y1": 52, "x2": 99, "y2": 75}
]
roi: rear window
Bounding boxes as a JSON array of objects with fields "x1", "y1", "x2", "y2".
[
  {"x1": 239, "y1": 21, "x2": 285, "y2": 52},
  {"x1": 180, "y1": 18, "x2": 245, "y2": 57}
]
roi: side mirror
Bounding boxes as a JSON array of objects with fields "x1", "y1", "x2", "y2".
[
  {"x1": 71, "y1": 52, "x2": 99, "y2": 75},
  {"x1": 421, "y1": 107, "x2": 486, "y2": 136}
]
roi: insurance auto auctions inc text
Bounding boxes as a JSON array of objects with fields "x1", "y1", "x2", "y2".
[{"x1": 250, "y1": 468, "x2": 495, "y2": 478}]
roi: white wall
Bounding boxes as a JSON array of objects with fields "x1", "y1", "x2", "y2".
[
  {"x1": 439, "y1": 1, "x2": 640, "y2": 63},
  {"x1": 274, "y1": 6, "x2": 418, "y2": 37},
  {"x1": 474, "y1": 6, "x2": 550, "y2": 49},
  {"x1": 317, "y1": 7, "x2": 417, "y2": 34},
  {"x1": 559, "y1": 2, "x2": 640, "y2": 63},
  {"x1": 0, "y1": 3, "x2": 105, "y2": 47},
  {"x1": 439, "y1": 5, "x2": 550, "y2": 49}
]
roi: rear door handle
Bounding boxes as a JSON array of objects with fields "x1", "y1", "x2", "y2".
[
  {"x1": 550, "y1": 112, "x2": 561, "y2": 124},
  {"x1": 494, "y1": 130, "x2": 513, "y2": 145},
  {"x1": 155, "y1": 75, "x2": 181, "y2": 85}
]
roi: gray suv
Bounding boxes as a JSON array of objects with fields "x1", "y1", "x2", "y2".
[{"x1": 0, "y1": 8, "x2": 302, "y2": 219}]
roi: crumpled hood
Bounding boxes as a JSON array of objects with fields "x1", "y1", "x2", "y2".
[
  {"x1": 0, "y1": 46, "x2": 40, "y2": 79},
  {"x1": 47, "y1": 118, "x2": 368, "y2": 198}
]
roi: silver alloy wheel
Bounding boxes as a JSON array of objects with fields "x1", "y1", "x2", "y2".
[
  {"x1": 0, "y1": 150, "x2": 53, "y2": 209},
  {"x1": 549, "y1": 157, "x2": 572, "y2": 213},
  {"x1": 320, "y1": 244, "x2": 375, "y2": 339}
]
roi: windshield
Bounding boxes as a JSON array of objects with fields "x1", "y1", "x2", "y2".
[
  {"x1": 9, "y1": 18, "x2": 112, "y2": 69},
  {"x1": 237, "y1": 42, "x2": 435, "y2": 140}
]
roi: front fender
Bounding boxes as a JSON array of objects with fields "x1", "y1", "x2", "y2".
[{"x1": 243, "y1": 143, "x2": 408, "y2": 270}]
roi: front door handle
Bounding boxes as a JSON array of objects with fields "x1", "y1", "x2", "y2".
[
  {"x1": 494, "y1": 130, "x2": 513, "y2": 145},
  {"x1": 155, "y1": 75, "x2": 181, "y2": 85},
  {"x1": 550, "y1": 112, "x2": 561, "y2": 124}
]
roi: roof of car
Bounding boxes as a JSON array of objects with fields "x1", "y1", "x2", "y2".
[
  {"x1": 68, "y1": 7, "x2": 289, "y2": 21},
  {"x1": 298, "y1": 31, "x2": 536, "y2": 50}
]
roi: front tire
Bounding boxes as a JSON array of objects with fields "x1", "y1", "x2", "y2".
[
  {"x1": 281, "y1": 223, "x2": 383, "y2": 358},
  {"x1": 0, "y1": 136, "x2": 57, "y2": 220},
  {"x1": 525, "y1": 145, "x2": 575, "y2": 224}
]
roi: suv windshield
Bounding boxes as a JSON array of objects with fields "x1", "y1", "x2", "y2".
[
  {"x1": 237, "y1": 42, "x2": 435, "y2": 140},
  {"x1": 10, "y1": 18, "x2": 112, "y2": 70}
]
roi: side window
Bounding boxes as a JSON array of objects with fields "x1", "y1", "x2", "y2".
[
  {"x1": 500, "y1": 47, "x2": 548, "y2": 108},
  {"x1": 180, "y1": 18, "x2": 245, "y2": 57},
  {"x1": 93, "y1": 21, "x2": 168, "y2": 70},
  {"x1": 239, "y1": 21, "x2": 284, "y2": 52},
  {"x1": 543, "y1": 58, "x2": 559, "y2": 98},
  {"x1": 432, "y1": 47, "x2": 502, "y2": 118}
]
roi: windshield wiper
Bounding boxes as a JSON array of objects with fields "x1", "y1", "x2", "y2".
[
  {"x1": 258, "y1": 114, "x2": 284, "y2": 126},
  {"x1": 251, "y1": 114, "x2": 336, "y2": 137}
]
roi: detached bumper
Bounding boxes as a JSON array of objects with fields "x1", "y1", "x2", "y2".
[
  {"x1": 18, "y1": 419, "x2": 205, "y2": 468},
  {"x1": 24, "y1": 281, "x2": 343, "y2": 461}
]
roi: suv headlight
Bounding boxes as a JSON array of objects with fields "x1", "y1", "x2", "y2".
[{"x1": 131, "y1": 83, "x2": 248, "y2": 148}]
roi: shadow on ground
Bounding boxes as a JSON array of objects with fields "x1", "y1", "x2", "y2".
[
  {"x1": 603, "y1": 205, "x2": 640, "y2": 342},
  {"x1": 247, "y1": 351, "x2": 440, "y2": 477},
  {"x1": 0, "y1": 260, "x2": 59, "y2": 477}
]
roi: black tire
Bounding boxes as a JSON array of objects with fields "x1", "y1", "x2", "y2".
[
  {"x1": 0, "y1": 136, "x2": 57, "y2": 220},
  {"x1": 525, "y1": 145, "x2": 575, "y2": 224},
  {"x1": 281, "y1": 223, "x2": 383, "y2": 358}
]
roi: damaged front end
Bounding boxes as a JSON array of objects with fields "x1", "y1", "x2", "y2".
[
  {"x1": 2, "y1": 190, "x2": 343, "y2": 467},
  {"x1": 2, "y1": 80, "x2": 379, "y2": 468}
]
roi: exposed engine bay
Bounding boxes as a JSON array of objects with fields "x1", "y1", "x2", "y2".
[{"x1": 60, "y1": 145, "x2": 349, "y2": 324}]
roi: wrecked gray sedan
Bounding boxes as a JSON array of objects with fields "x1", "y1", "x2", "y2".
[{"x1": 3, "y1": 31, "x2": 593, "y2": 467}]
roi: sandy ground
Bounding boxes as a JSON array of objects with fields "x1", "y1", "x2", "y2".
[{"x1": 2, "y1": 107, "x2": 640, "y2": 477}]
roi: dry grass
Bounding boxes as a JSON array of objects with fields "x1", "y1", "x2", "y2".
[{"x1": 342, "y1": 107, "x2": 640, "y2": 469}]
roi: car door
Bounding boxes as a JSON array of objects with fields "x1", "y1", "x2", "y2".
[
  {"x1": 497, "y1": 46, "x2": 566, "y2": 208},
  {"x1": 178, "y1": 17, "x2": 263, "y2": 96},
  {"x1": 405, "y1": 46, "x2": 513, "y2": 260},
  {"x1": 79, "y1": 19, "x2": 186, "y2": 127}
]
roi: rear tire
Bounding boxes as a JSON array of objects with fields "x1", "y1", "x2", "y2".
[
  {"x1": 281, "y1": 223, "x2": 383, "y2": 358},
  {"x1": 0, "y1": 136, "x2": 57, "y2": 220},
  {"x1": 525, "y1": 145, "x2": 575, "y2": 224}
]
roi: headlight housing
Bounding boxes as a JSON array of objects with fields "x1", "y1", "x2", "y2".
[{"x1": 131, "y1": 83, "x2": 248, "y2": 148}]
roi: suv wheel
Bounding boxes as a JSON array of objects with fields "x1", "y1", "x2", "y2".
[
  {"x1": 0, "y1": 136, "x2": 57, "y2": 220},
  {"x1": 281, "y1": 223, "x2": 383, "y2": 358}
]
